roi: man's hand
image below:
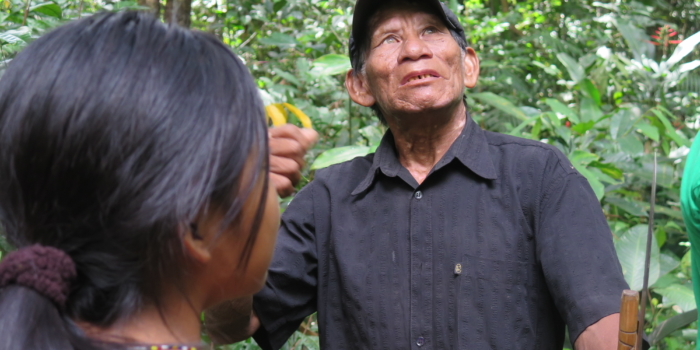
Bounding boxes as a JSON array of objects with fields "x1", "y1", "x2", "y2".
[
  {"x1": 204, "y1": 296, "x2": 261, "y2": 345},
  {"x1": 269, "y1": 125, "x2": 318, "y2": 198},
  {"x1": 574, "y1": 313, "x2": 619, "y2": 350}
]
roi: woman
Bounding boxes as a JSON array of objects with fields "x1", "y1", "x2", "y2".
[{"x1": 0, "y1": 11, "x2": 279, "y2": 349}]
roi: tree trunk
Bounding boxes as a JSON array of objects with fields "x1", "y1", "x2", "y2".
[
  {"x1": 137, "y1": 0, "x2": 160, "y2": 18},
  {"x1": 164, "y1": 0, "x2": 191, "y2": 28}
]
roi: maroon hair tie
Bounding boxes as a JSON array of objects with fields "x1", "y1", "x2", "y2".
[{"x1": 0, "y1": 244, "x2": 76, "y2": 307}]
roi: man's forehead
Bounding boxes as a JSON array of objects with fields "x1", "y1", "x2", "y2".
[{"x1": 367, "y1": 3, "x2": 446, "y2": 36}]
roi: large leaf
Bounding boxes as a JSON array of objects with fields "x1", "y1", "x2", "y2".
[
  {"x1": 545, "y1": 98, "x2": 579, "y2": 124},
  {"x1": 656, "y1": 284, "x2": 696, "y2": 312},
  {"x1": 649, "y1": 309, "x2": 698, "y2": 344},
  {"x1": 311, "y1": 145, "x2": 371, "y2": 170},
  {"x1": 471, "y1": 92, "x2": 527, "y2": 121},
  {"x1": 573, "y1": 164, "x2": 604, "y2": 200},
  {"x1": 556, "y1": 53, "x2": 585, "y2": 83},
  {"x1": 605, "y1": 195, "x2": 648, "y2": 217},
  {"x1": 258, "y1": 32, "x2": 298, "y2": 48},
  {"x1": 30, "y1": 2, "x2": 61, "y2": 17},
  {"x1": 615, "y1": 224, "x2": 660, "y2": 291},
  {"x1": 666, "y1": 30, "x2": 700, "y2": 67},
  {"x1": 311, "y1": 54, "x2": 351, "y2": 76}
]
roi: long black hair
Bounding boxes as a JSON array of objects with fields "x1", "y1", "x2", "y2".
[{"x1": 0, "y1": 11, "x2": 269, "y2": 349}]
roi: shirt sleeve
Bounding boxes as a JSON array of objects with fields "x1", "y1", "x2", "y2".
[
  {"x1": 536, "y1": 171, "x2": 629, "y2": 344},
  {"x1": 252, "y1": 182, "x2": 319, "y2": 350}
]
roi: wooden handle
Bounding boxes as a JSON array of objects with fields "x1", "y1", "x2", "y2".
[{"x1": 618, "y1": 289, "x2": 640, "y2": 350}]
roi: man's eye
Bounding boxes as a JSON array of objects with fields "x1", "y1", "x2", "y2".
[
  {"x1": 424, "y1": 27, "x2": 437, "y2": 35},
  {"x1": 383, "y1": 36, "x2": 398, "y2": 44}
]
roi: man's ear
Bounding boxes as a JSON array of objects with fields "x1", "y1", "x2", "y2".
[
  {"x1": 462, "y1": 47, "x2": 480, "y2": 89},
  {"x1": 345, "y1": 69, "x2": 376, "y2": 107},
  {"x1": 183, "y1": 222, "x2": 212, "y2": 264}
]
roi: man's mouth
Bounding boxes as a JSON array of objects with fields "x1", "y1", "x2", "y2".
[
  {"x1": 407, "y1": 74, "x2": 433, "y2": 83},
  {"x1": 401, "y1": 70, "x2": 441, "y2": 85}
]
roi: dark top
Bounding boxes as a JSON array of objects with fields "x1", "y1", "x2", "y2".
[{"x1": 253, "y1": 115, "x2": 628, "y2": 350}]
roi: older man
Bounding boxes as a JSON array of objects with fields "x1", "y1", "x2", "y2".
[{"x1": 207, "y1": 1, "x2": 628, "y2": 349}]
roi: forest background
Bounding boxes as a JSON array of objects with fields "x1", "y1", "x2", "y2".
[{"x1": 0, "y1": 0, "x2": 699, "y2": 349}]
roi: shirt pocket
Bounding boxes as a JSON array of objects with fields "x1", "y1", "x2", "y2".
[{"x1": 456, "y1": 254, "x2": 538, "y2": 350}]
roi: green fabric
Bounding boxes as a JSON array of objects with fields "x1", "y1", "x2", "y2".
[{"x1": 681, "y1": 137, "x2": 700, "y2": 350}]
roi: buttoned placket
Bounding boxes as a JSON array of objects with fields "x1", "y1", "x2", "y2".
[{"x1": 410, "y1": 186, "x2": 432, "y2": 349}]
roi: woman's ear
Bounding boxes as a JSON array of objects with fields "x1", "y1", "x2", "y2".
[
  {"x1": 345, "y1": 69, "x2": 376, "y2": 107},
  {"x1": 462, "y1": 47, "x2": 480, "y2": 89},
  {"x1": 183, "y1": 222, "x2": 212, "y2": 264}
]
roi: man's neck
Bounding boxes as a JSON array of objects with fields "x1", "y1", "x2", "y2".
[{"x1": 385, "y1": 102, "x2": 467, "y2": 184}]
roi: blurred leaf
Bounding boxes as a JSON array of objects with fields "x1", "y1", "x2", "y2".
[
  {"x1": 259, "y1": 32, "x2": 298, "y2": 48},
  {"x1": 580, "y1": 97, "x2": 603, "y2": 123},
  {"x1": 656, "y1": 284, "x2": 696, "y2": 312},
  {"x1": 579, "y1": 79, "x2": 601, "y2": 106},
  {"x1": 666, "y1": 30, "x2": 700, "y2": 67},
  {"x1": 30, "y1": 2, "x2": 61, "y2": 17},
  {"x1": 573, "y1": 164, "x2": 604, "y2": 200},
  {"x1": 311, "y1": 54, "x2": 351, "y2": 76},
  {"x1": 605, "y1": 195, "x2": 648, "y2": 216},
  {"x1": 556, "y1": 53, "x2": 585, "y2": 83},
  {"x1": 636, "y1": 122, "x2": 660, "y2": 141},
  {"x1": 471, "y1": 92, "x2": 527, "y2": 121},
  {"x1": 569, "y1": 150, "x2": 599, "y2": 166},
  {"x1": 678, "y1": 60, "x2": 700, "y2": 74},
  {"x1": 649, "y1": 309, "x2": 698, "y2": 344},
  {"x1": 589, "y1": 161, "x2": 623, "y2": 180},
  {"x1": 659, "y1": 252, "x2": 680, "y2": 276},
  {"x1": 571, "y1": 120, "x2": 595, "y2": 134},
  {"x1": 311, "y1": 145, "x2": 371, "y2": 170},
  {"x1": 615, "y1": 225, "x2": 660, "y2": 290},
  {"x1": 545, "y1": 98, "x2": 580, "y2": 124}
]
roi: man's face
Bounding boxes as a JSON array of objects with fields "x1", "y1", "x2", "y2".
[{"x1": 346, "y1": 6, "x2": 479, "y2": 117}]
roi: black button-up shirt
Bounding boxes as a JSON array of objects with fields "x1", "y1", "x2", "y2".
[{"x1": 253, "y1": 115, "x2": 628, "y2": 350}]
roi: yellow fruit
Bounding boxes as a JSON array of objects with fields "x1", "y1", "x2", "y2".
[
  {"x1": 283, "y1": 103, "x2": 313, "y2": 129},
  {"x1": 265, "y1": 105, "x2": 286, "y2": 126}
]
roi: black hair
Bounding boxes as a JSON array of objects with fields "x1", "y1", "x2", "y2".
[
  {"x1": 0, "y1": 11, "x2": 269, "y2": 349},
  {"x1": 351, "y1": 0, "x2": 468, "y2": 125}
]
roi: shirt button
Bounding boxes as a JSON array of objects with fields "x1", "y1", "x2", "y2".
[
  {"x1": 416, "y1": 336, "x2": 425, "y2": 347},
  {"x1": 414, "y1": 191, "x2": 423, "y2": 199}
]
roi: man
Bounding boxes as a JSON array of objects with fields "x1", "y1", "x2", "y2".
[{"x1": 208, "y1": 1, "x2": 628, "y2": 349}]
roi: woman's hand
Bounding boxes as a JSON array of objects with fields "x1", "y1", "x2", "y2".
[{"x1": 269, "y1": 125, "x2": 318, "y2": 198}]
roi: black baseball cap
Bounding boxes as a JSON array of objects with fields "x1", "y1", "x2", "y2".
[{"x1": 349, "y1": 0, "x2": 467, "y2": 70}]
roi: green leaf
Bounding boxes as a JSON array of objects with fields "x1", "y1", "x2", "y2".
[
  {"x1": 650, "y1": 107, "x2": 691, "y2": 147},
  {"x1": 659, "y1": 252, "x2": 680, "y2": 277},
  {"x1": 573, "y1": 164, "x2": 604, "y2": 200},
  {"x1": 258, "y1": 32, "x2": 298, "y2": 48},
  {"x1": 311, "y1": 54, "x2": 351, "y2": 76},
  {"x1": 656, "y1": 284, "x2": 696, "y2": 312},
  {"x1": 614, "y1": 224, "x2": 660, "y2": 291},
  {"x1": 605, "y1": 195, "x2": 648, "y2": 217},
  {"x1": 556, "y1": 52, "x2": 585, "y2": 83},
  {"x1": 635, "y1": 122, "x2": 660, "y2": 141},
  {"x1": 471, "y1": 92, "x2": 527, "y2": 121},
  {"x1": 571, "y1": 120, "x2": 595, "y2": 134},
  {"x1": 649, "y1": 309, "x2": 698, "y2": 344},
  {"x1": 569, "y1": 150, "x2": 599, "y2": 166},
  {"x1": 311, "y1": 145, "x2": 371, "y2": 170},
  {"x1": 30, "y1": 2, "x2": 61, "y2": 17},
  {"x1": 580, "y1": 97, "x2": 602, "y2": 123},
  {"x1": 579, "y1": 79, "x2": 601, "y2": 106},
  {"x1": 273, "y1": 0, "x2": 287, "y2": 12},
  {"x1": 545, "y1": 98, "x2": 579, "y2": 124},
  {"x1": 589, "y1": 161, "x2": 623, "y2": 180},
  {"x1": 666, "y1": 30, "x2": 700, "y2": 67},
  {"x1": 272, "y1": 68, "x2": 302, "y2": 87},
  {"x1": 618, "y1": 134, "x2": 644, "y2": 157}
]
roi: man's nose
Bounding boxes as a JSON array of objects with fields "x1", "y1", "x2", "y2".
[{"x1": 399, "y1": 35, "x2": 432, "y2": 62}]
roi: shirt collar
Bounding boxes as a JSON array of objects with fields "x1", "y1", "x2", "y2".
[{"x1": 351, "y1": 112, "x2": 497, "y2": 196}]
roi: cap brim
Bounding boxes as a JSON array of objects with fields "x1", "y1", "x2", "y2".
[{"x1": 351, "y1": 0, "x2": 447, "y2": 47}]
